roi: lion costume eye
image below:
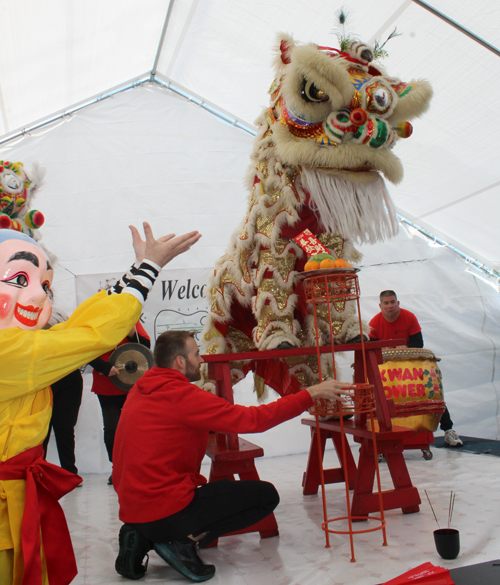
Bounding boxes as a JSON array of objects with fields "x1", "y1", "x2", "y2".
[
  {"x1": 362, "y1": 80, "x2": 394, "y2": 115},
  {"x1": 300, "y1": 78, "x2": 329, "y2": 103},
  {"x1": 4, "y1": 174, "x2": 21, "y2": 191},
  {"x1": 374, "y1": 87, "x2": 390, "y2": 108}
]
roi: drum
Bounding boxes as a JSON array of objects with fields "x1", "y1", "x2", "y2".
[{"x1": 379, "y1": 347, "x2": 445, "y2": 432}]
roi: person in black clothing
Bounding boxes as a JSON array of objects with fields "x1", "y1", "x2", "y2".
[
  {"x1": 42, "y1": 369, "x2": 84, "y2": 477},
  {"x1": 89, "y1": 322, "x2": 151, "y2": 484}
]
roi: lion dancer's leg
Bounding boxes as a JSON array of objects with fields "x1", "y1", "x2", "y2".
[
  {"x1": 251, "y1": 244, "x2": 308, "y2": 397},
  {"x1": 253, "y1": 247, "x2": 301, "y2": 351},
  {"x1": 201, "y1": 194, "x2": 266, "y2": 390}
]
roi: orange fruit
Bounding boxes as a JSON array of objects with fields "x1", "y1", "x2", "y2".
[
  {"x1": 305, "y1": 260, "x2": 320, "y2": 271},
  {"x1": 319, "y1": 258, "x2": 336, "y2": 269},
  {"x1": 333, "y1": 258, "x2": 351, "y2": 268}
]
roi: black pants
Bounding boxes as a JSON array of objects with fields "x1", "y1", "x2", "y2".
[
  {"x1": 43, "y1": 370, "x2": 83, "y2": 475},
  {"x1": 440, "y1": 406, "x2": 453, "y2": 431},
  {"x1": 132, "y1": 479, "x2": 279, "y2": 547},
  {"x1": 97, "y1": 394, "x2": 128, "y2": 463}
]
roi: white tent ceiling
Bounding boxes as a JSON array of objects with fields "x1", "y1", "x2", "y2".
[{"x1": 1, "y1": 0, "x2": 499, "y2": 274}]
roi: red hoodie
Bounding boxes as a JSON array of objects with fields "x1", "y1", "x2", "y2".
[{"x1": 112, "y1": 367, "x2": 313, "y2": 523}]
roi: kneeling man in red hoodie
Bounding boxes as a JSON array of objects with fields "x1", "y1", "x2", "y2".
[{"x1": 113, "y1": 330, "x2": 354, "y2": 582}]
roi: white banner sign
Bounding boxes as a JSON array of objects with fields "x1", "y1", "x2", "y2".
[{"x1": 75, "y1": 267, "x2": 212, "y2": 343}]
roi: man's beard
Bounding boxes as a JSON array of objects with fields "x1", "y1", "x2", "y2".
[{"x1": 186, "y1": 362, "x2": 201, "y2": 382}]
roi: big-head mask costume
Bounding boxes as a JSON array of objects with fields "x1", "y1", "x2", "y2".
[
  {"x1": 0, "y1": 230, "x2": 53, "y2": 331},
  {"x1": 0, "y1": 223, "x2": 163, "y2": 585}
]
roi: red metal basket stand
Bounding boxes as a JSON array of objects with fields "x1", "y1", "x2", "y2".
[{"x1": 302, "y1": 270, "x2": 388, "y2": 562}]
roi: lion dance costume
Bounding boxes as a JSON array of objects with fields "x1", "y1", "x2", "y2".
[{"x1": 202, "y1": 34, "x2": 432, "y2": 397}]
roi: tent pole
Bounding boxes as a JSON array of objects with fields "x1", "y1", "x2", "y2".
[
  {"x1": 412, "y1": 0, "x2": 500, "y2": 57},
  {"x1": 0, "y1": 77, "x2": 149, "y2": 147},
  {"x1": 153, "y1": 76, "x2": 256, "y2": 136},
  {"x1": 397, "y1": 214, "x2": 500, "y2": 288},
  {"x1": 151, "y1": 0, "x2": 177, "y2": 80}
]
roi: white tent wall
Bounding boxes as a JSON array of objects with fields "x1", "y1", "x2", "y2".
[{"x1": 1, "y1": 83, "x2": 499, "y2": 473}]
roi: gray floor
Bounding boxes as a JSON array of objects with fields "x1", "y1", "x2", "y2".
[{"x1": 63, "y1": 444, "x2": 500, "y2": 584}]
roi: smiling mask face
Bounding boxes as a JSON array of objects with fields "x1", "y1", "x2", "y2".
[{"x1": 0, "y1": 238, "x2": 53, "y2": 330}]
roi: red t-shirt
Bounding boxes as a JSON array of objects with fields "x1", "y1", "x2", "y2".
[
  {"x1": 369, "y1": 308, "x2": 421, "y2": 345},
  {"x1": 112, "y1": 367, "x2": 313, "y2": 523}
]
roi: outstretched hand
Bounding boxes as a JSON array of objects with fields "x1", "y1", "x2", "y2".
[
  {"x1": 130, "y1": 222, "x2": 201, "y2": 268},
  {"x1": 306, "y1": 379, "x2": 355, "y2": 404}
]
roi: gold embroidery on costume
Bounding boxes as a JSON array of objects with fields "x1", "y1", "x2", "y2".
[
  {"x1": 259, "y1": 250, "x2": 296, "y2": 282},
  {"x1": 260, "y1": 279, "x2": 291, "y2": 311},
  {"x1": 240, "y1": 247, "x2": 253, "y2": 283},
  {"x1": 204, "y1": 324, "x2": 224, "y2": 342},
  {"x1": 315, "y1": 306, "x2": 344, "y2": 335},
  {"x1": 256, "y1": 214, "x2": 276, "y2": 238},
  {"x1": 256, "y1": 160, "x2": 269, "y2": 179},
  {"x1": 318, "y1": 233, "x2": 344, "y2": 258},
  {"x1": 255, "y1": 305, "x2": 293, "y2": 342},
  {"x1": 274, "y1": 237, "x2": 289, "y2": 255},
  {"x1": 227, "y1": 327, "x2": 255, "y2": 353}
]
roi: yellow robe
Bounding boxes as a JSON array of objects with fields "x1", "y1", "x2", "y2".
[{"x1": 0, "y1": 290, "x2": 142, "y2": 585}]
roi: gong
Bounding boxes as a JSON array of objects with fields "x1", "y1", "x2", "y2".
[{"x1": 108, "y1": 342, "x2": 155, "y2": 391}]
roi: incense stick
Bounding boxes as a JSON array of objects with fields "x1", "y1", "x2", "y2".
[
  {"x1": 448, "y1": 491, "x2": 456, "y2": 530},
  {"x1": 447, "y1": 491, "x2": 452, "y2": 529},
  {"x1": 424, "y1": 489, "x2": 440, "y2": 529}
]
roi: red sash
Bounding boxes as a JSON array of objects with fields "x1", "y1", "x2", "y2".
[{"x1": 0, "y1": 445, "x2": 82, "y2": 585}]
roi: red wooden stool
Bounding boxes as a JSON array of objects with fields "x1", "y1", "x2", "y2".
[
  {"x1": 202, "y1": 361, "x2": 279, "y2": 546},
  {"x1": 204, "y1": 433, "x2": 279, "y2": 546}
]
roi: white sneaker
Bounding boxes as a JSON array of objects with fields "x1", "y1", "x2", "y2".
[{"x1": 444, "y1": 429, "x2": 463, "y2": 447}]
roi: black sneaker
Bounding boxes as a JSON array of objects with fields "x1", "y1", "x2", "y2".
[
  {"x1": 108, "y1": 474, "x2": 113, "y2": 485},
  {"x1": 115, "y1": 524, "x2": 151, "y2": 580},
  {"x1": 153, "y1": 538, "x2": 215, "y2": 582}
]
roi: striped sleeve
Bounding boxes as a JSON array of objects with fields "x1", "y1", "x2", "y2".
[{"x1": 108, "y1": 259, "x2": 161, "y2": 304}]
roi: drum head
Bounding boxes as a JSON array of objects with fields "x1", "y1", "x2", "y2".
[
  {"x1": 109, "y1": 343, "x2": 155, "y2": 391},
  {"x1": 381, "y1": 347, "x2": 440, "y2": 362}
]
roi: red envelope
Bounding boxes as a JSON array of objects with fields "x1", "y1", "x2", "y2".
[
  {"x1": 293, "y1": 229, "x2": 329, "y2": 258},
  {"x1": 382, "y1": 563, "x2": 453, "y2": 585}
]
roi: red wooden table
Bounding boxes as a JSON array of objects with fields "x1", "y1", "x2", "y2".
[{"x1": 203, "y1": 338, "x2": 422, "y2": 543}]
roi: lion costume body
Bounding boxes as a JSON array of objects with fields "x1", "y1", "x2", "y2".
[{"x1": 202, "y1": 35, "x2": 432, "y2": 397}]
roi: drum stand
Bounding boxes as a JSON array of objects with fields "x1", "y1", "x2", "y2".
[{"x1": 302, "y1": 270, "x2": 387, "y2": 562}]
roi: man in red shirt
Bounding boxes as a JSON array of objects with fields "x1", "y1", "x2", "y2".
[
  {"x1": 113, "y1": 330, "x2": 355, "y2": 582},
  {"x1": 369, "y1": 290, "x2": 462, "y2": 448}
]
